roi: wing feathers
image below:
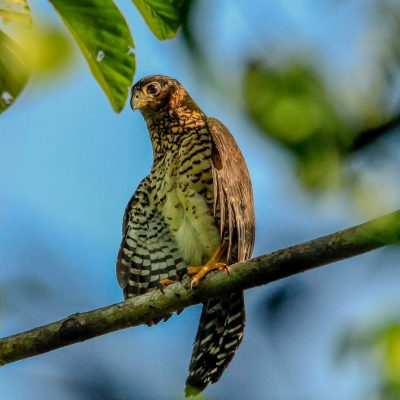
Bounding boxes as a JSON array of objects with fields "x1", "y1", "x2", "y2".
[
  {"x1": 116, "y1": 177, "x2": 186, "y2": 299},
  {"x1": 208, "y1": 117, "x2": 255, "y2": 263}
]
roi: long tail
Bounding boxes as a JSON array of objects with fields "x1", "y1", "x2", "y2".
[{"x1": 185, "y1": 291, "x2": 245, "y2": 397}]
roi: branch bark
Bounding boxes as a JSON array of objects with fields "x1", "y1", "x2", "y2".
[{"x1": 1, "y1": 210, "x2": 400, "y2": 366}]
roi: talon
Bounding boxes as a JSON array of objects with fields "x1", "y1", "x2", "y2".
[
  {"x1": 188, "y1": 276, "x2": 200, "y2": 288},
  {"x1": 188, "y1": 241, "x2": 230, "y2": 288},
  {"x1": 158, "y1": 278, "x2": 176, "y2": 293},
  {"x1": 189, "y1": 262, "x2": 227, "y2": 288},
  {"x1": 221, "y1": 263, "x2": 229, "y2": 274}
]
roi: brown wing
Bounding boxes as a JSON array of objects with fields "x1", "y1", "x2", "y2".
[{"x1": 207, "y1": 117, "x2": 255, "y2": 263}]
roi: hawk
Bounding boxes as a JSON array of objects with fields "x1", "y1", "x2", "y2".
[{"x1": 116, "y1": 75, "x2": 255, "y2": 396}]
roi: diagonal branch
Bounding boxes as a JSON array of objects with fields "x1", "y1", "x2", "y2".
[
  {"x1": 1, "y1": 210, "x2": 400, "y2": 366},
  {"x1": 350, "y1": 114, "x2": 400, "y2": 152}
]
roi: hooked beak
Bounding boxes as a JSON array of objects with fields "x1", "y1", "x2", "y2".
[{"x1": 131, "y1": 91, "x2": 148, "y2": 110}]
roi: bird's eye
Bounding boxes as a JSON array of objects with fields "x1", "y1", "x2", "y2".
[{"x1": 146, "y1": 83, "x2": 160, "y2": 96}]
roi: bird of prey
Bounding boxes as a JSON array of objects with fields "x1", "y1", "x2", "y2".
[{"x1": 116, "y1": 75, "x2": 255, "y2": 396}]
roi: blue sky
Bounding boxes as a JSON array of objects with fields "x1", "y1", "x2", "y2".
[{"x1": 1, "y1": 1, "x2": 399, "y2": 399}]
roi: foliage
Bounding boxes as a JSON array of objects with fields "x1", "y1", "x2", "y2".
[
  {"x1": 49, "y1": 0, "x2": 135, "y2": 112},
  {"x1": 338, "y1": 318, "x2": 400, "y2": 399},
  {"x1": 0, "y1": 0, "x2": 31, "y2": 27},
  {"x1": 243, "y1": 56, "x2": 400, "y2": 192},
  {"x1": 0, "y1": 0, "x2": 183, "y2": 113},
  {"x1": 244, "y1": 61, "x2": 352, "y2": 189},
  {"x1": 0, "y1": 30, "x2": 29, "y2": 112},
  {"x1": 132, "y1": 0, "x2": 181, "y2": 40}
]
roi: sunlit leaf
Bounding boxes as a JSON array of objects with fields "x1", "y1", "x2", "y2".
[
  {"x1": 0, "y1": 30, "x2": 29, "y2": 113},
  {"x1": 50, "y1": 0, "x2": 136, "y2": 112},
  {"x1": 0, "y1": 0, "x2": 31, "y2": 27},
  {"x1": 132, "y1": 0, "x2": 181, "y2": 40}
]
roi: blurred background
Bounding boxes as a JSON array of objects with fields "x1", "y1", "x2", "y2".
[{"x1": 2, "y1": 0, "x2": 400, "y2": 399}]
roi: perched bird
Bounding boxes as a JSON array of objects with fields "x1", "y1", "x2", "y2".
[{"x1": 116, "y1": 75, "x2": 255, "y2": 396}]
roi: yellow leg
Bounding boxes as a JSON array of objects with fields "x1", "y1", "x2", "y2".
[{"x1": 187, "y1": 241, "x2": 229, "y2": 287}]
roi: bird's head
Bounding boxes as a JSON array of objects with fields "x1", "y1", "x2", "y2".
[{"x1": 130, "y1": 75, "x2": 189, "y2": 115}]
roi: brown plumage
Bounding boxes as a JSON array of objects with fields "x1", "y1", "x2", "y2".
[{"x1": 116, "y1": 75, "x2": 255, "y2": 396}]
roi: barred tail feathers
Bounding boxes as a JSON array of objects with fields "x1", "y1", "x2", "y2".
[{"x1": 185, "y1": 291, "x2": 245, "y2": 397}]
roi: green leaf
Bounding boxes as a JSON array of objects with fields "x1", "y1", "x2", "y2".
[
  {"x1": 0, "y1": 30, "x2": 29, "y2": 113},
  {"x1": 50, "y1": 0, "x2": 136, "y2": 112},
  {"x1": 132, "y1": 0, "x2": 181, "y2": 40},
  {"x1": 0, "y1": 0, "x2": 32, "y2": 28}
]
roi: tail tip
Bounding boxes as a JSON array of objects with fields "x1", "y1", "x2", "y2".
[{"x1": 185, "y1": 378, "x2": 207, "y2": 398}]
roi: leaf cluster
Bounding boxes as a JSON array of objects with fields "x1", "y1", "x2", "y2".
[{"x1": 0, "y1": 0, "x2": 184, "y2": 113}]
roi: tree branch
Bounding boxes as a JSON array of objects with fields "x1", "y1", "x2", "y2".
[
  {"x1": 1, "y1": 210, "x2": 400, "y2": 366},
  {"x1": 350, "y1": 114, "x2": 400, "y2": 152}
]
